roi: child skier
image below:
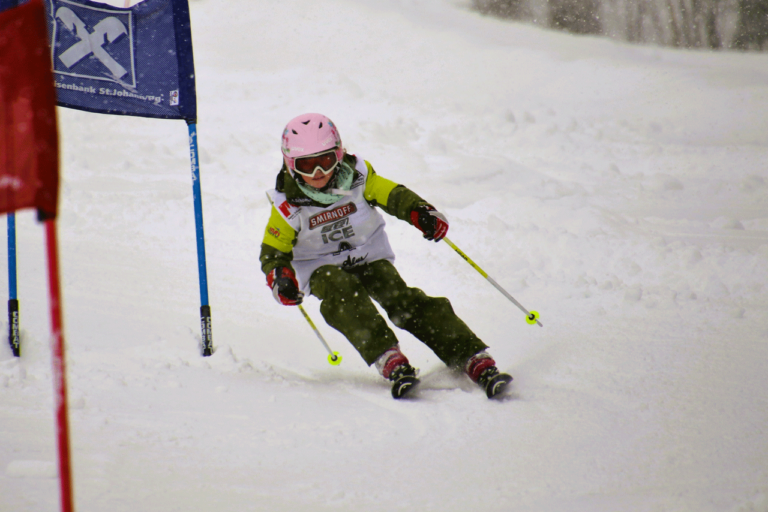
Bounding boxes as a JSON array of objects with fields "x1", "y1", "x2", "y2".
[{"x1": 260, "y1": 113, "x2": 512, "y2": 399}]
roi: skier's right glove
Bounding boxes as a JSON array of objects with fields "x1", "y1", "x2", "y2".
[{"x1": 266, "y1": 266, "x2": 304, "y2": 306}]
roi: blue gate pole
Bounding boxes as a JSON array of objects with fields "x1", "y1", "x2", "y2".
[
  {"x1": 8, "y1": 213, "x2": 19, "y2": 357},
  {"x1": 187, "y1": 123, "x2": 213, "y2": 356}
]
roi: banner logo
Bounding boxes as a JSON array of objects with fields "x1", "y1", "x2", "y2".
[
  {"x1": 0, "y1": 176, "x2": 23, "y2": 190},
  {"x1": 51, "y1": 1, "x2": 135, "y2": 86}
]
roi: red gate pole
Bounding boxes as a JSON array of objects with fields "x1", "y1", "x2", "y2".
[{"x1": 45, "y1": 219, "x2": 74, "y2": 512}]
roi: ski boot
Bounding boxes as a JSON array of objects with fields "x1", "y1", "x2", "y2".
[
  {"x1": 466, "y1": 351, "x2": 513, "y2": 399},
  {"x1": 376, "y1": 345, "x2": 420, "y2": 399}
]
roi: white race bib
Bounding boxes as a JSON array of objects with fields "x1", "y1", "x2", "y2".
[{"x1": 269, "y1": 156, "x2": 395, "y2": 293}]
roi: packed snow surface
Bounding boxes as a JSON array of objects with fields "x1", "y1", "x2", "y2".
[{"x1": 2, "y1": 0, "x2": 768, "y2": 510}]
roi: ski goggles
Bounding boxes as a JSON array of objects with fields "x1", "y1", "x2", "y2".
[{"x1": 292, "y1": 149, "x2": 339, "y2": 177}]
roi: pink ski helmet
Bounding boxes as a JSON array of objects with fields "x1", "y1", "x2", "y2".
[{"x1": 281, "y1": 113, "x2": 343, "y2": 176}]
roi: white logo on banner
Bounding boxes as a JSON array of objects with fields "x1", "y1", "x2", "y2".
[
  {"x1": 52, "y1": 1, "x2": 136, "y2": 87},
  {"x1": 170, "y1": 90, "x2": 179, "y2": 106},
  {"x1": 56, "y1": 7, "x2": 127, "y2": 78},
  {"x1": 0, "y1": 176, "x2": 23, "y2": 190}
]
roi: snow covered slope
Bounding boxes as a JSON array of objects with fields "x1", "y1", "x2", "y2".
[{"x1": 1, "y1": 0, "x2": 767, "y2": 510}]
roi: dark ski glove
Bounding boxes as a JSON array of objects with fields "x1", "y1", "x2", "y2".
[
  {"x1": 410, "y1": 204, "x2": 449, "y2": 242},
  {"x1": 266, "y1": 266, "x2": 304, "y2": 306}
]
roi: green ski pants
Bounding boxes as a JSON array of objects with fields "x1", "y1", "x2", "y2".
[{"x1": 309, "y1": 259, "x2": 487, "y2": 367}]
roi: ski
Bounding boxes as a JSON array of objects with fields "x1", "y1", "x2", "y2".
[
  {"x1": 391, "y1": 374, "x2": 420, "y2": 399},
  {"x1": 485, "y1": 372, "x2": 513, "y2": 399}
]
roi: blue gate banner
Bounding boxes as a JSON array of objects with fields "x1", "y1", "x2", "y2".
[
  {"x1": 44, "y1": 0, "x2": 196, "y2": 122},
  {"x1": 0, "y1": 0, "x2": 26, "y2": 13}
]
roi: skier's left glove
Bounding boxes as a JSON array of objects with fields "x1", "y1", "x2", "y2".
[
  {"x1": 266, "y1": 266, "x2": 304, "y2": 306},
  {"x1": 410, "y1": 204, "x2": 449, "y2": 242}
]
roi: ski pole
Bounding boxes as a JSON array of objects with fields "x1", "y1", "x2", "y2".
[
  {"x1": 299, "y1": 305, "x2": 342, "y2": 365},
  {"x1": 265, "y1": 192, "x2": 342, "y2": 364},
  {"x1": 442, "y1": 237, "x2": 542, "y2": 327}
]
